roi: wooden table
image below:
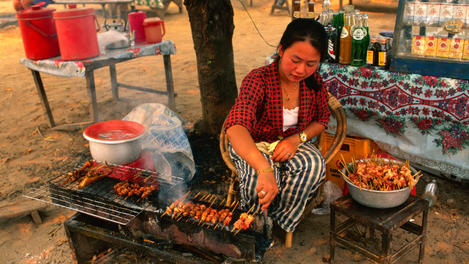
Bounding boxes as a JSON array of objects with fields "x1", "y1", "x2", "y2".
[
  {"x1": 21, "y1": 40, "x2": 176, "y2": 130},
  {"x1": 330, "y1": 195, "x2": 428, "y2": 263}
]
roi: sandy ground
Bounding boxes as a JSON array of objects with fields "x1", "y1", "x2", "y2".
[{"x1": 0, "y1": 0, "x2": 469, "y2": 263}]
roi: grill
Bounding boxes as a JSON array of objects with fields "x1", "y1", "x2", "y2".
[{"x1": 23, "y1": 160, "x2": 184, "y2": 225}]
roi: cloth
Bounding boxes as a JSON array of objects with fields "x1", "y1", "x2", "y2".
[
  {"x1": 223, "y1": 60, "x2": 330, "y2": 143},
  {"x1": 282, "y1": 106, "x2": 299, "y2": 131},
  {"x1": 229, "y1": 140, "x2": 326, "y2": 233}
]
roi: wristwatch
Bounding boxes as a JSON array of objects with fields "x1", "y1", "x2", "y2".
[{"x1": 299, "y1": 132, "x2": 308, "y2": 143}]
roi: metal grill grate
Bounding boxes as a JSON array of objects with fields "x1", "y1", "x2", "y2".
[{"x1": 23, "y1": 160, "x2": 184, "y2": 225}]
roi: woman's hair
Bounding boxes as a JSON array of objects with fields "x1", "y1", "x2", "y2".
[{"x1": 278, "y1": 18, "x2": 328, "y2": 91}]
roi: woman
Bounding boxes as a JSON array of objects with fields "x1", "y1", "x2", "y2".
[{"x1": 224, "y1": 18, "x2": 330, "y2": 259}]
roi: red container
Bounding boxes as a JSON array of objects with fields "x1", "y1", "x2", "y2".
[
  {"x1": 16, "y1": 4, "x2": 60, "y2": 60},
  {"x1": 53, "y1": 6, "x2": 99, "y2": 60},
  {"x1": 128, "y1": 11, "x2": 146, "y2": 44},
  {"x1": 143, "y1": 17, "x2": 165, "y2": 44}
]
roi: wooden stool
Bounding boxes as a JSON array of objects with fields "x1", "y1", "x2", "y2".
[{"x1": 330, "y1": 195, "x2": 428, "y2": 264}]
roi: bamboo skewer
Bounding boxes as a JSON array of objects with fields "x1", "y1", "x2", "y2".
[
  {"x1": 233, "y1": 229, "x2": 241, "y2": 236},
  {"x1": 230, "y1": 201, "x2": 239, "y2": 213},
  {"x1": 246, "y1": 204, "x2": 255, "y2": 214}
]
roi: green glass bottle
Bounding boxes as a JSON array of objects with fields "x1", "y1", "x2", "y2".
[
  {"x1": 362, "y1": 13, "x2": 370, "y2": 61},
  {"x1": 351, "y1": 14, "x2": 366, "y2": 66}
]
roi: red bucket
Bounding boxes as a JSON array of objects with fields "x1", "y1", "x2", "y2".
[
  {"x1": 128, "y1": 11, "x2": 146, "y2": 44},
  {"x1": 53, "y1": 6, "x2": 99, "y2": 60},
  {"x1": 16, "y1": 4, "x2": 60, "y2": 60}
]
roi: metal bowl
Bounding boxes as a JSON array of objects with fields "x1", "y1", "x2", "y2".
[
  {"x1": 83, "y1": 120, "x2": 145, "y2": 165},
  {"x1": 342, "y1": 158, "x2": 418, "y2": 209}
]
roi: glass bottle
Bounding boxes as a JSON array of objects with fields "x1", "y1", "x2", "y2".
[
  {"x1": 339, "y1": 13, "x2": 353, "y2": 64},
  {"x1": 293, "y1": 0, "x2": 301, "y2": 19},
  {"x1": 307, "y1": 0, "x2": 315, "y2": 18},
  {"x1": 362, "y1": 13, "x2": 370, "y2": 61},
  {"x1": 378, "y1": 38, "x2": 387, "y2": 67},
  {"x1": 422, "y1": 179, "x2": 437, "y2": 207},
  {"x1": 351, "y1": 14, "x2": 366, "y2": 66},
  {"x1": 327, "y1": 14, "x2": 339, "y2": 63},
  {"x1": 366, "y1": 38, "x2": 378, "y2": 65}
]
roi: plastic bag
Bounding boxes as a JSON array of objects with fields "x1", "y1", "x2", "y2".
[
  {"x1": 97, "y1": 30, "x2": 129, "y2": 53},
  {"x1": 123, "y1": 103, "x2": 195, "y2": 184},
  {"x1": 311, "y1": 181, "x2": 343, "y2": 215}
]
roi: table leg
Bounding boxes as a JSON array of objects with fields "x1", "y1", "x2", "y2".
[
  {"x1": 85, "y1": 71, "x2": 99, "y2": 122},
  {"x1": 419, "y1": 208, "x2": 428, "y2": 264},
  {"x1": 163, "y1": 54, "x2": 176, "y2": 110},
  {"x1": 382, "y1": 230, "x2": 392, "y2": 264},
  {"x1": 31, "y1": 70, "x2": 55, "y2": 128},
  {"x1": 109, "y1": 64, "x2": 119, "y2": 100}
]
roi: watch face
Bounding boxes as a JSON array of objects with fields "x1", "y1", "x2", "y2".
[{"x1": 300, "y1": 133, "x2": 307, "y2": 142}]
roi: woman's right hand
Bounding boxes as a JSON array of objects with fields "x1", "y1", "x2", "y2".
[{"x1": 256, "y1": 171, "x2": 278, "y2": 210}]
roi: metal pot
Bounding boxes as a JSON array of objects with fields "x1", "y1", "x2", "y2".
[
  {"x1": 83, "y1": 120, "x2": 145, "y2": 165},
  {"x1": 342, "y1": 159, "x2": 418, "y2": 209}
]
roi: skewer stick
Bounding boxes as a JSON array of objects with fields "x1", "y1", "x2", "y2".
[
  {"x1": 253, "y1": 207, "x2": 260, "y2": 215},
  {"x1": 161, "y1": 211, "x2": 169, "y2": 218},
  {"x1": 193, "y1": 192, "x2": 201, "y2": 199},
  {"x1": 204, "y1": 194, "x2": 212, "y2": 201},
  {"x1": 181, "y1": 190, "x2": 191, "y2": 201},
  {"x1": 247, "y1": 204, "x2": 255, "y2": 214},
  {"x1": 231, "y1": 201, "x2": 239, "y2": 213},
  {"x1": 209, "y1": 197, "x2": 217, "y2": 208},
  {"x1": 218, "y1": 198, "x2": 226, "y2": 207},
  {"x1": 230, "y1": 200, "x2": 236, "y2": 208}
]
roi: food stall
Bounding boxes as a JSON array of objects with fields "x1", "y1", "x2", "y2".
[{"x1": 319, "y1": 0, "x2": 469, "y2": 180}]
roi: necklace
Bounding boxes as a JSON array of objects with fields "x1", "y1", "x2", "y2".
[{"x1": 282, "y1": 85, "x2": 298, "y2": 102}]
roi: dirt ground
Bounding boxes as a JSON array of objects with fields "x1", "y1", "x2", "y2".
[{"x1": 0, "y1": 0, "x2": 469, "y2": 263}]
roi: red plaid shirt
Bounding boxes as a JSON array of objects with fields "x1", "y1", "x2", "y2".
[{"x1": 224, "y1": 60, "x2": 330, "y2": 143}]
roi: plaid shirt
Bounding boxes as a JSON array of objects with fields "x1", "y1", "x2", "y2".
[{"x1": 224, "y1": 60, "x2": 330, "y2": 143}]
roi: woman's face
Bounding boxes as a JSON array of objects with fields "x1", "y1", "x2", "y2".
[{"x1": 278, "y1": 40, "x2": 321, "y2": 83}]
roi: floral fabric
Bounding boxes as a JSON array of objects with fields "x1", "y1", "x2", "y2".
[{"x1": 319, "y1": 63, "x2": 469, "y2": 179}]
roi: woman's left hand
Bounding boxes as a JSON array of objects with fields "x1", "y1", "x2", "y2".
[{"x1": 271, "y1": 136, "x2": 299, "y2": 162}]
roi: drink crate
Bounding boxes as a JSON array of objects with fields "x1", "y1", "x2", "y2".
[{"x1": 320, "y1": 133, "x2": 381, "y2": 190}]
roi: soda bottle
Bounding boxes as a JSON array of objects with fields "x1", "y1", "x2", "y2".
[
  {"x1": 339, "y1": 13, "x2": 352, "y2": 64},
  {"x1": 385, "y1": 38, "x2": 393, "y2": 69},
  {"x1": 351, "y1": 14, "x2": 366, "y2": 66},
  {"x1": 378, "y1": 38, "x2": 387, "y2": 67},
  {"x1": 362, "y1": 13, "x2": 370, "y2": 61},
  {"x1": 307, "y1": 0, "x2": 315, "y2": 18},
  {"x1": 326, "y1": 14, "x2": 339, "y2": 63},
  {"x1": 422, "y1": 179, "x2": 437, "y2": 207},
  {"x1": 292, "y1": 0, "x2": 301, "y2": 19}
]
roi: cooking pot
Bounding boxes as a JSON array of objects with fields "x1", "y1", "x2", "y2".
[{"x1": 83, "y1": 120, "x2": 145, "y2": 165}]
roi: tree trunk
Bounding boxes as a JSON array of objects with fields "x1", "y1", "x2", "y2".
[{"x1": 184, "y1": 0, "x2": 238, "y2": 134}]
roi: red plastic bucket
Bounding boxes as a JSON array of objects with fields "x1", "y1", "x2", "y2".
[
  {"x1": 53, "y1": 6, "x2": 99, "y2": 60},
  {"x1": 16, "y1": 4, "x2": 60, "y2": 60},
  {"x1": 128, "y1": 11, "x2": 146, "y2": 44},
  {"x1": 143, "y1": 17, "x2": 165, "y2": 44}
]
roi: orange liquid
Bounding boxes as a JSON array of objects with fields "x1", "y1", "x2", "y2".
[{"x1": 339, "y1": 25, "x2": 352, "y2": 64}]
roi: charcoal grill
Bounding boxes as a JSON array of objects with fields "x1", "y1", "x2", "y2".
[{"x1": 24, "y1": 160, "x2": 268, "y2": 263}]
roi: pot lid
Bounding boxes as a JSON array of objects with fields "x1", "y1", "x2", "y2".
[
  {"x1": 84, "y1": 120, "x2": 145, "y2": 142},
  {"x1": 143, "y1": 17, "x2": 164, "y2": 26},
  {"x1": 16, "y1": 4, "x2": 55, "y2": 19},
  {"x1": 53, "y1": 5, "x2": 94, "y2": 18}
]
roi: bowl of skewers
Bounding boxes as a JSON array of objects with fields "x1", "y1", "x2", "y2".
[{"x1": 341, "y1": 157, "x2": 422, "y2": 209}]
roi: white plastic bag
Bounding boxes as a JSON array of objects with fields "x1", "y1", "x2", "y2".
[
  {"x1": 123, "y1": 103, "x2": 195, "y2": 184},
  {"x1": 311, "y1": 181, "x2": 343, "y2": 215}
]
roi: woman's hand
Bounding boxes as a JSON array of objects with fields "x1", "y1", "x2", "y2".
[
  {"x1": 256, "y1": 171, "x2": 278, "y2": 210},
  {"x1": 271, "y1": 136, "x2": 300, "y2": 162}
]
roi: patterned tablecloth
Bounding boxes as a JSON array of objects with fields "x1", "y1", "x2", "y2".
[
  {"x1": 319, "y1": 63, "x2": 469, "y2": 180},
  {"x1": 20, "y1": 40, "x2": 176, "y2": 77}
]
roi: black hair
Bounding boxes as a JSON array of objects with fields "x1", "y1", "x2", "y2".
[{"x1": 278, "y1": 18, "x2": 327, "y2": 91}]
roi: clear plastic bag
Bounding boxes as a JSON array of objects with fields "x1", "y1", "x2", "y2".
[
  {"x1": 311, "y1": 181, "x2": 343, "y2": 215},
  {"x1": 123, "y1": 103, "x2": 195, "y2": 184}
]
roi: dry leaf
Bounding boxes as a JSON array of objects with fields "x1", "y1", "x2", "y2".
[
  {"x1": 25, "y1": 147, "x2": 32, "y2": 154},
  {"x1": 1, "y1": 157, "x2": 8, "y2": 164}
]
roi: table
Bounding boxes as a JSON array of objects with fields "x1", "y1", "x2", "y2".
[
  {"x1": 330, "y1": 195, "x2": 428, "y2": 263},
  {"x1": 319, "y1": 63, "x2": 469, "y2": 180},
  {"x1": 21, "y1": 40, "x2": 176, "y2": 130},
  {"x1": 53, "y1": 0, "x2": 133, "y2": 31}
]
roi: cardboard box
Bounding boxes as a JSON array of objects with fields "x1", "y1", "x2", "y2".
[{"x1": 320, "y1": 133, "x2": 381, "y2": 190}]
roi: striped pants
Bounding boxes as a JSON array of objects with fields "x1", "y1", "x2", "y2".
[{"x1": 229, "y1": 141, "x2": 326, "y2": 232}]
